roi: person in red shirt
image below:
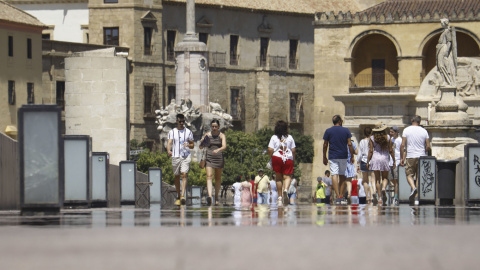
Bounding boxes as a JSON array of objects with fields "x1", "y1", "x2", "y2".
[
  {"x1": 249, "y1": 174, "x2": 257, "y2": 204},
  {"x1": 351, "y1": 178, "x2": 360, "y2": 205}
]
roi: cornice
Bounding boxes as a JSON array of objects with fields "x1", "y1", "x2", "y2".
[{"x1": 6, "y1": 0, "x2": 87, "y2": 5}]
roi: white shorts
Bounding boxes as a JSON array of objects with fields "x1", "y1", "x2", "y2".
[
  {"x1": 172, "y1": 155, "x2": 191, "y2": 175},
  {"x1": 351, "y1": 196, "x2": 359, "y2": 205},
  {"x1": 329, "y1": 159, "x2": 347, "y2": 176}
]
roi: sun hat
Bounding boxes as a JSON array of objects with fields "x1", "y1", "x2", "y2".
[{"x1": 372, "y1": 121, "x2": 388, "y2": 132}]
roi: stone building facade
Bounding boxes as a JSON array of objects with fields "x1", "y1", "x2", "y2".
[
  {"x1": 0, "y1": 1, "x2": 44, "y2": 137},
  {"x1": 312, "y1": 0, "x2": 480, "y2": 190}
]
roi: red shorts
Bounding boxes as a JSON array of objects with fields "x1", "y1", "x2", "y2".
[{"x1": 272, "y1": 155, "x2": 294, "y2": 175}]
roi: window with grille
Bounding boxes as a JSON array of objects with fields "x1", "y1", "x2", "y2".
[
  {"x1": 27, "y1": 83, "x2": 34, "y2": 104},
  {"x1": 8, "y1": 81, "x2": 15, "y2": 105},
  {"x1": 230, "y1": 87, "x2": 244, "y2": 120},
  {"x1": 167, "y1": 30, "x2": 176, "y2": 61},
  {"x1": 144, "y1": 27, "x2": 152, "y2": 55}
]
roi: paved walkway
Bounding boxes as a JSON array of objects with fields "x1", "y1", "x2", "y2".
[{"x1": 0, "y1": 204, "x2": 478, "y2": 270}]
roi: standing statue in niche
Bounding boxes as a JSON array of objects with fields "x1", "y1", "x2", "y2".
[{"x1": 436, "y1": 18, "x2": 458, "y2": 87}]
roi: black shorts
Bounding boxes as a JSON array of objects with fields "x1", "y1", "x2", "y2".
[{"x1": 359, "y1": 197, "x2": 367, "y2": 204}]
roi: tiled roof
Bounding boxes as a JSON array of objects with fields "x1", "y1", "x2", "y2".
[
  {"x1": 0, "y1": 0, "x2": 44, "y2": 27},
  {"x1": 164, "y1": 0, "x2": 362, "y2": 15},
  {"x1": 363, "y1": 0, "x2": 480, "y2": 16}
]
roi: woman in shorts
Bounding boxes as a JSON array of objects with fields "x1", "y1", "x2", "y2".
[
  {"x1": 367, "y1": 122, "x2": 395, "y2": 206},
  {"x1": 358, "y1": 127, "x2": 375, "y2": 203},
  {"x1": 268, "y1": 120, "x2": 296, "y2": 206}
]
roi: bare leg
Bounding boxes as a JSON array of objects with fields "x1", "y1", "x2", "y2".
[
  {"x1": 275, "y1": 172, "x2": 283, "y2": 199},
  {"x1": 369, "y1": 171, "x2": 376, "y2": 195},
  {"x1": 284, "y1": 175, "x2": 292, "y2": 203},
  {"x1": 374, "y1": 171, "x2": 382, "y2": 198},
  {"x1": 206, "y1": 167, "x2": 214, "y2": 198},
  {"x1": 345, "y1": 178, "x2": 352, "y2": 199},
  {"x1": 339, "y1": 174, "x2": 346, "y2": 198},
  {"x1": 181, "y1": 172, "x2": 188, "y2": 197},
  {"x1": 362, "y1": 171, "x2": 371, "y2": 200},
  {"x1": 214, "y1": 168, "x2": 222, "y2": 202},
  {"x1": 381, "y1": 171, "x2": 389, "y2": 191},
  {"x1": 174, "y1": 175, "x2": 181, "y2": 197},
  {"x1": 332, "y1": 174, "x2": 340, "y2": 198},
  {"x1": 406, "y1": 175, "x2": 416, "y2": 190}
]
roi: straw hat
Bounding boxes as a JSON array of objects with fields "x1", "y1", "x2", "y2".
[{"x1": 372, "y1": 121, "x2": 388, "y2": 132}]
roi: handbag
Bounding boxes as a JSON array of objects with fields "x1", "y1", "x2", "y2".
[{"x1": 266, "y1": 159, "x2": 272, "y2": 170}]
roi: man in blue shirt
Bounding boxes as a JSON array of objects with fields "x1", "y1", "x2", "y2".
[{"x1": 323, "y1": 115, "x2": 355, "y2": 204}]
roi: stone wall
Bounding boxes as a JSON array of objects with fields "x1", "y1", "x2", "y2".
[{"x1": 65, "y1": 49, "x2": 129, "y2": 165}]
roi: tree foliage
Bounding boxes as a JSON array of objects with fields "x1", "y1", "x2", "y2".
[{"x1": 133, "y1": 127, "x2": 313, "y2": 187}]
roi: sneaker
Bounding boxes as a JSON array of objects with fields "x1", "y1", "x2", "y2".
[
  {"x1": 283, "y1": 190, "x2": 289, "y2": 205},
  {"x1": 277, "y1": 197, "x2": 283, "y2": 206},
  {"x1": 393, "y1": 198, "x2": 399, "y2": 206},
  {"x1": 372, "y1": 194, "x2": 378, "y2": 205},
  {"x1": 409, "y1": 188, "x2": 417, "y2": 205},
  {"x1": 206, "y1": 197, "x2": 212, "y2": 206},
  {"x1": 381, "y1": 190, "x2": 387, "y2": 206},
  {"x1": 335, "y1": 198, "x2": 343, "y2": 205},
  {"x1": 174, "y1": 199, "x2": 181, "y2": 206},
  {"x1": 180, "y1": 196, "x2": 186, "y2": 205}
]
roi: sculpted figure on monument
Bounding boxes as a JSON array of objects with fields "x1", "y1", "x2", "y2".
[{"x1": 436, "y1": 18, "x2": 457, "y2": 87}]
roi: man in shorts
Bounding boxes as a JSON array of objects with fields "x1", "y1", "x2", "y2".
[
  {"x1": 389, "y1": 125, "x2": 401, "y2": 205},
  {"x1": 254, "y1": 168, "x2": 270, "y2": 204},
  {"x1": 167, "y1": 114, "x2": 194, "y2": 206},
  {"x1": 323, "y1": 115, "x2": 355, "y2": 204},
  {"x1": 400, "y1": 115, "x2": 431, "y2": 205}
]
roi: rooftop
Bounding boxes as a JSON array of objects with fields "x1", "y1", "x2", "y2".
[
  {"x1": 364, "y1": 0, "x2": 480, "y2": 16},
  {"x1": 0, "y1": 0, "x2": 44, "y2": 27},
  {"x1": 164, "y1": 0, "x2": 362, "y2": 15}
]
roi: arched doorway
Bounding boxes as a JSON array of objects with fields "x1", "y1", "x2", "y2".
[
  {"x1": 422, "y1": 30, "x2": 480, "y2": 79},
  {"x1": 351, "y1": 34, "x2": 399, "y2": 91}
]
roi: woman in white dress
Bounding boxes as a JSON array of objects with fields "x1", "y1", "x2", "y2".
[{"x1": 268, "y1": 174, "x2": 278, "y2": 205}]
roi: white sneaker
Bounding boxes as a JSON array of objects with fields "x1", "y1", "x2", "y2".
[
  {"x1": 277, "y1": 197, "x2": 283, "y2": 206},
  {"x1": 409, "y1": 188, "x2": 417, "y2": 205}
]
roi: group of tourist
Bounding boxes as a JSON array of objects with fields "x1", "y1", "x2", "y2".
[
  {"x1": 167, "y1": 112, "x2": 430, "y2": 207},
  {"x1": 167, "y1": 114, "x2": 298, "y2": 207},
  {"x1": 318, "y1": 114, "x2": 430, "y2": 206}
]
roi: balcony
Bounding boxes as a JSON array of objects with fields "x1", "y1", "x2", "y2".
[
  {"x1": 349, "y1": 72, "x2": 399, "y2": 92},
  {"x1": 257, "y1": 55, "x2": 287, "y2": 70},
  {"x1": 210, "y1": 52, "x2": 226, "y2": 66},
  {"x1": 144, "y1": 45, "x2": 152, "y2": 55}
]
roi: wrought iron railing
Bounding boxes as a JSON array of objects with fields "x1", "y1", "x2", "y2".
[
  {"x1": 210, "y1": 52, "x2": 226, "y2": 66},
  {"x1": 349, "y1": 73, "x2": 398, "y2": 88},
  {"x1": 269, "y1": 55, "x2": 287, "y2": 69}
]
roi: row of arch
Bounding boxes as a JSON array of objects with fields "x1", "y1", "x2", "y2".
[{"x1": 349, "y1": 28, "x2": 480, "y2": 88}]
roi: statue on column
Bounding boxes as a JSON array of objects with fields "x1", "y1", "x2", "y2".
[{"x1": 436, "y1": 18, "x2": 457, "y2": 87}]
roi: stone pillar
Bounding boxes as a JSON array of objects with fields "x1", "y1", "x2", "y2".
[{"x1": 184, "y1": 0, "x2": 196, "y2": 41}]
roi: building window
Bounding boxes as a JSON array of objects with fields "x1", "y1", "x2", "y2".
[
  {"x1": 27, "y1": 38, "x2": 32, "y2": 59},
  {"x1": 167, "y1": 30, "x2": 176, "y2": 61},
  {"x1": 104, "y1": 27, "x2": 119, "y2": 46},
  {"x1": 144, "y1": 84, "x2": 158, "y2": 117},
  {"x1": 27, "y1": 83, "x2": 34, "y2": 104},
  {"x1": 372, "y1": 59, "x2": 386, "y2": 87},
  {"x1": 167, "y1": 85, "x2": 176, "y2": 105},
  {"x1": 199, "y1": 32, "x2": 208, "y2": 45},
  {"x1": 230, "y1": 35, "x2": 239, "y2": 65},
  {"x1": 289, "y1": 39, "x2": 298, "y2": 69},
  {"x1": 56, "y1": 81, "x2": 65, "y2": 110},
  {"x1": 8, "y1": 36, "x2": 13, "y2": 57},
  {"x1": 230, "y1": 87, "x2": 244, "y2": 120},
  {"x1": 144, "y1": 27, "x2": 153, "y2": 55},
  {"x1": 8, "y1": 81, "x2": 15, "y2": 105},
  {"x1": 259, "y1": 37, "x2": 269, "y2": 67},
  {"x1": 42, "y1": 34, "x2": 51, "y2": 40},
  {"x1": 289, "y1": 93, "x2": 304, "y2": 123}
]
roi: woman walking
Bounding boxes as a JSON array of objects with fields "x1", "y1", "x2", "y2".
[
  {"x1": 359, "y1": 127, "x2": 374, "y2": 203},
  {"x1": 367, "y1": 122, "x2": 395, "y2": 206},
  {"x1": 268, "y1": 120, "x2": 296, "y2": 206},
  {"x1": 268, "y1": 174, "x2": 278, "y2": 205},
  {"x1": 200, "y1": 119, "x2": 227, "y2": 206},
  {"x1": 240, "y1": 180, "x2": 253, "y2": 207}
]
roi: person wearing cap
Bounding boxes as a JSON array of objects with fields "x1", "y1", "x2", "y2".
[
  {"x1": 400, "y1": 115, "x2": 431, "y2": 205},
  {"x1": 316, "y1": 173, "x2": 332, "y2": 204},
  {"x1": 367, "y1": 121, "x2": 395, "y2": 206},
  {"x1": 323, "y1": 115, "x2": 355, "y2": 205},
  {"x1": 254, "y1": 168, "x2": 270, "y2": 204},
  {"x1": 389, "y1": 125, "x2": 402, "y2": 205}
]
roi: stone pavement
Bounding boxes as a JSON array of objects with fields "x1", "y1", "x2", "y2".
[{"x1": 0, "y1": 204, "x2": 478, "y2": 270}]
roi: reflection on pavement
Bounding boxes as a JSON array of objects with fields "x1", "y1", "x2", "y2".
[{"x1": 1, "y1": 204, "x2": 480, "y2": 228}]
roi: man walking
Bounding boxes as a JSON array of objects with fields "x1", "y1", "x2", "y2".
[
  {"x1": 389, "y1": 125, "x2": 401, "y2": 205},
  {"x1": 323, "y1": 115, "x2": 355, "y2": 204},
  {"x1": 167, "y1": 114, "x2": 194, "y2": 206},
  {"x1": 400, "y1": 115, "x2": 431, "y2": 205},
  {"x1": 254, "y1": 169, "x2": 270, "y2": 204}
]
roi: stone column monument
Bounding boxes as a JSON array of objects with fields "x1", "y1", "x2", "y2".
[
  {"x1": 175, "y1": 0, "x2": 209, "y2": 112},
  {"x1": 427, "y1": 19, "x2": 478, "y2": 159}
]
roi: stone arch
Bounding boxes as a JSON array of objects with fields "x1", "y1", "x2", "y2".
[
  {"x1": 349, "y1": 30, "x2": 400, "y2": 89},
  {"x1": 419, "y1": 27, "x2": 480, "y2": 76}
]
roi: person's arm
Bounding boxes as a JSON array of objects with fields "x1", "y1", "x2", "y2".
[
  {"x1": 323, "y1": 140, "x2": 329, "y2": 165},
  {"x1": 268, "y1": 147, "x2": 274, "y2": 158},
  {"x1": 291, "y1": 147, "x2": 296, "y2": 162},
  {"x1": 347, "y1": 138, "x2": 355, "y2": 164},
  {"x1": 367, "y1": 139, "x2": 373, "y2": 169},
  {"x1": 389, "y1": 138, "x2": 396, "y2": 169},
  {"x1": 400, "y1": 137, "x2": 407, "y2": 166},
  {"x1": 425, "y1": 138, "x2": 431, "y2": 154},
  {"x1": 167, "y1": 139, "x2": 173, "y2": 157},
  {"x1": 199, "y1": 132, "x2": 209, "y2": 150}
]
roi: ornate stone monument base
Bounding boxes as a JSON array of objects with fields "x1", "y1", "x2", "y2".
[
  {"x1": 430, "y1": 86, "x2": 472, "y2": 126},
  {"x1": 426, "y1": 126, "x2": 478, "y2": 159}
]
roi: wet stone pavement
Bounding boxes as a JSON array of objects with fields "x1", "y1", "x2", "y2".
[{"x1": 0, "y1": 204, "x2": 479, "y2": 270}]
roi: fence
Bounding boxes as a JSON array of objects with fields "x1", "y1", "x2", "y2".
[{"x1": 0, "y1": 133, "x2": 19, "y2": 210}]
